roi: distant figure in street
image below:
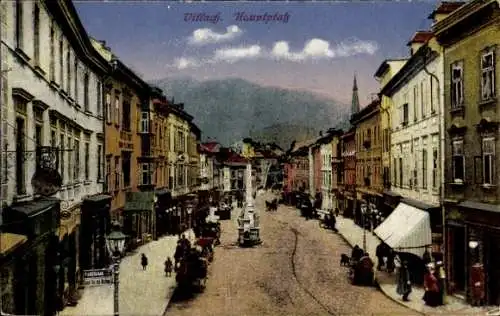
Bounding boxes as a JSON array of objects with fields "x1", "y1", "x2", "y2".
[
  {"x1": 396, "y1": 260, "x2": 412, "y2": 301},
  {"x1": 351, "y1": 245, "x2": 364, "y2": 263},
  {"x1": 386, "y1": 249, "x2": 396, "y2": 274},
  {"x1": 376, "y1": 242, "x2": 385, "y2": 271},
  {"x1": 141, "y1": 253, "x2": 148, "y2": 270},
  {"x1": 335, "y1": 207, "x2": 340, "y2": 217},
  {"x1": 164, "y1": 257, "x2": 173, "y2": 277}
]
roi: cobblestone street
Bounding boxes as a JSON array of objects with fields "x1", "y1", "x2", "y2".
[{"x1": 165, "y1": 193, "x2": 419, "y2": 316}]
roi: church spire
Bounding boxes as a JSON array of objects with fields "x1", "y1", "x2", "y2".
[{"x1": 351, "y1": 73, "x2": 360, "y2": 115}]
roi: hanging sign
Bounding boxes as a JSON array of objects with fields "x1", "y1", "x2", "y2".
[{"x1": 31, "y1": 146, "x2": 62, "y2": 196}]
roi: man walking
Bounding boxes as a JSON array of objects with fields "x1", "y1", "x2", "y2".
[{"x1": 141, "y1": 253, "x2": 148, "y2": 271}]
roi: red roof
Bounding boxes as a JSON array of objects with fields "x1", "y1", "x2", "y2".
[
  {"x1": 200, "y1": 142, "x2": 220, "y2": 153},
  {"x1": 407, "y1": 31, "x2": 434, "y2": 46},
  {"x1": 428, "y1": 1, "x2": 466, "y2": 19},
  {"x1": 225, "y1": 151, "x2": 247, "y2": 164}
]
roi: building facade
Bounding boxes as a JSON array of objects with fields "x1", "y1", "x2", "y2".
[
  {"x1": 380, "y1": 31, "x2": 446, "y2": 256},
  {"x1": 351, "y1": 99, "x2": 383, "y2": 226},
  {"x1": 0, "y1": 0, "x2": 110, "y2": 313},
  {"x1": 339, "y1": 127, "x2": 357, "y2": 218},
  {"x1": 320, "y1": 136, "x2": 333, "y2": 212},
  {"x1": 434, "y1": 0, "x2": 500, "y2": 305}
]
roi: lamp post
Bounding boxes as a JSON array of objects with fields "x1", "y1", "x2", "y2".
[{"x1": 105, "y1": 225, "x2": 127, "y2": 316}]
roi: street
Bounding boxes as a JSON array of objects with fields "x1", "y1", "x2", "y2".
[{"x1": 165, "y1": 192, "x2": 419, "y2": 316}]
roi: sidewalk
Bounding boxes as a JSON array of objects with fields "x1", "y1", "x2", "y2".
[
  {"x1": 335, "y1": 216, "x2": 493, "y2": 315},
  {"x1": 60, "y1": 229, "x2": 195, "y2": 316}
]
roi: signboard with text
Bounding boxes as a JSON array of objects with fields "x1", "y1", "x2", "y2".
[{"x1": 83, "y1": 268, "x2": 113, "y2": 286}]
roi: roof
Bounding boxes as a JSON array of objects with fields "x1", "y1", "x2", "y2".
[
  {"x1": 374, "y1": 59, "x2": 408, "y2": 78},
  {"x1": 428, "y1": 1, "x2": 466, "y2": 19},
  {"x1": 350, "y1": 98, "x2": 381, "y2": 125},
  {"x1": 0, "y1": 233, "x2": 27, "y2": 256},
  {"x1": 200, "y1": 142, "x2": 221, "y2": 153},
  {"x1": 84, "y1": 194, "x2": 112, "y2": 203},
  {"x1": 407, "y1": 31, "x2": 434, "y2": 46},
  {"x1": 7, "y1": 197, "x2": 60, "y2": 217}
]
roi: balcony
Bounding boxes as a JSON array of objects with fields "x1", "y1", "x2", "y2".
[{"x1": 119, "y1": 131, "x2": 133, "y2": 150}]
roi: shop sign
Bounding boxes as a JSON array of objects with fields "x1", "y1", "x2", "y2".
[{"x1": 83, "y1": 269, "x2": 113, "y2": 286}]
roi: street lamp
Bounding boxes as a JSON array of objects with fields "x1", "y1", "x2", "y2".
[{"x1": 106, "y1": 225, "x2": 127, "y2": 316}]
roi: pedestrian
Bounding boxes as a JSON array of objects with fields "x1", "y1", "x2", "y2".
[
  {"x1": 376, "y1": 242, "x2": 385, "y2": 271},
  {"x1": 396, "y1": 260, "x2": 412, "y2": 301},
  {"x1": 386, "y1": 249, "x2": 396, "y2": 274},
  {"x1": 423, "y1": 263, "x2": 440, "y2": 306},
  {"x1": 164, "y1": 257, "x2": 173, "y2": 277},
  {"x1": 422, "y1": 249, "x2": 432, "y2": 266},
  {"x1": 335, "y1": 207, "x2": 340, "y2": 217},
  {"x1": 435, "y1": 261, "x2": 446, "y2": 305},
  {"x1": 141, "y1": 253, "x2": 148, "y2": 271}
]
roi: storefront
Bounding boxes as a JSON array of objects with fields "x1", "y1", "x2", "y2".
[
  {"x1": 80, "y1": 195, "x2": 112, "y2": 270},
  {"x1": 123, "y1": 192, "x2": 156, "y2": 250},
  {"x1": 445, "y1": 201, "x2": 500, "y2": 306},
  {"x1": 154, "y1": 189, "x2": 172, "y2": 238},
  {"x1": 2, "y1": 197, "x2": 61, "y2": 316}
]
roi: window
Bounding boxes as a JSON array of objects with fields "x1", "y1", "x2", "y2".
[
  {"x1": 452, "y1": 139, "x2": 465, "y2": 183},
  {"x1": 15, "y1": 0, "x2": 23, "y2": 49},
  {"x1": 49, "y1": 23, "x2": 55, "y2": 80},
  {"x1": 402, "y1": 103, "x2": 409, "y2": 125},
  {"x1": 106, "y1": 156, "x2": 111, "y2": 189},
  {"x1": 399, "y1": 157, "x2": 403, "y2": 186},
  {"x1": 114, "y1": 156, "x2": 120, "y2": 189},
  {"x1": 60, "y1": 133, "x2": 65, "y2": 182},
  {"x1": 67, "y1": 136, "x2": 72, "y2": 183},
  {"x1": 421, "y1": 80, "x2": 425, "y2": 118},
  {"x1": 140, "y1": 111, "x2": 149, "y2": 132},
  {"x1": 97, "y1": 144, "x2": 103, "y2": 181},
  {"x1": 33, "y1": 4, "x2": 40, "y2": 64},
  {"x1": 430, "y1": 77, "x2": 435, "y2": 113},
  {"x1": 15, "y1": 117, "x2": 25, "y2": 195},
  {"x1": 114, "y1": 95, "x2": 120, "y2": 125},
  {"x1": 96, "y1": 82, "x2": 102, "y2": 117},
  {"x1": 432, "y1": 148, "x2": 438, "y2": 189},
  {"x1": 451, "y1": 62, "x2": 464, "y2": 109},
  {"x1": 59, "y1": 37, "x2": 64, "y2": 87},
  {"x1": 67, "y1": 49, "x2": 71, "y2": 95},
  {"x1": 122, "y1": 153, "x2": 131, "y2": 188},
  {"x1": 74, "y1": 139, "x2": 80, "y2": 181},
  {"x1": 422, "y1": 149, "x2": 428, "y2": 189},
  {"x1": 122, "y1": 100, "x2": 131, "y2": 131},
  {"x1": 34, "y1": 111, "x2": 43, "y2": 167},
  {"x1": 84, "y1": 142, "x2": 89, "y2": 180},
  {"x1": 74, "y1": 60, "x2": 78, "y2": 102},
  {"x1": 141, "y1": 163, "x2": 151, "y2": 185},
  {"x1": 393, "y1": 158, "x2": 397, "y2": 186},
  {"x1": 84, "y1": 73, "x2": 89, "y2": 111},
  {"x1": 483, "y1": 137, "x2": 495, "y2": 185},
  {"x1": 105, "y1": 93, "x2": 111, "y2": 123},
  {"x1": 481, "y1": 49, "x2": 495, "y2": 101},
  {"x1": 413, "y1": 85, "x2": 418, "y2": 121},
  {"x1": 413, "y1": 151, "x2": 418, "y2": 188}
]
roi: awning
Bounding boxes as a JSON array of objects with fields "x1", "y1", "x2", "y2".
[
  {"x1": 124, "y1": 192, "x2": 155, "y2": 212},
  {"x1": 0, "y1": 233, "x2": 27, "y2": 256},
  {"x1": 374, "y1": 202, "x2": 432, "y2": 258}
]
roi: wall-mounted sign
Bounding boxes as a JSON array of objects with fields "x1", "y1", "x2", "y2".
[{"x1": 83, "y1": 269, "x2": 113, "y2": 286}]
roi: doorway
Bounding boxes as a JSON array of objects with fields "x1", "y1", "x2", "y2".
[
  {"x1": 451, "y1": 226, "x2": 466, "y2": 294},
  {"x1": 488, "y1": 235, "x2": 500, "y2": 305}
]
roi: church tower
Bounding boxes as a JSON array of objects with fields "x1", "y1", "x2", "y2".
[{"x1": 351, "y1": 74, "x2": 360, "y2": 115}]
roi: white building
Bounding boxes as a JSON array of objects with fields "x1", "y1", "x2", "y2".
[
  {"x1": 199, "y1": 142, "x2": 221, "y2": 191},
  {"x1": 1, "y1": 1, "x2": 108, "y2": 213},
  {"x1": 385, "y1": 34, "x2": 444, "y2": 208},
  {"x1": 0, "y1": 1, "x2": 109, "y2": 313},
  {"x1": 320, "y1": 141, "x2": 333, "y2": 212}
]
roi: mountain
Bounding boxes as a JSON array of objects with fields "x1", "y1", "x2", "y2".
[{"x1": 151, "y1": 76, "x2": 350, "y2": 148}]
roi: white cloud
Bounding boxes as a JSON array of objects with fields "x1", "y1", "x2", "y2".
[
  {"x1": 271, "y1": 37, "x2": 378, "y2": 61},
  {"x1": 173, "y1": 37, "x2": 378, "y2": 69},
  {"x1": 213, "y1": 45, "x2": 262, "y2": 62},
  {"x1": 188, "y1": 25, "x2": 242, "y2": 45}
]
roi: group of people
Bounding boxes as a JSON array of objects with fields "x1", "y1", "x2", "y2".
[
  {"x1": 375, "y1": 242, "x2": 396, "y2": 273},
  {"x1": 395, "y1": 249, "x2": 446, "y2": 307},
  {"x1": 349, "y1": 245, "x2": 375, "y2": 286}
]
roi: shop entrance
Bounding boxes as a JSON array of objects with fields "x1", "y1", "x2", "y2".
[
  {"x1": 488, "y1": 235, "x2": 500, "y2": 305},
  {"x1": 450, "y1": 226, "x2": 466, "y2": 294}
]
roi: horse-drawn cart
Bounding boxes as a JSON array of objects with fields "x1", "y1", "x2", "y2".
[{"x1": 175, "y1": 247, "x2": 209, "y2": 292}]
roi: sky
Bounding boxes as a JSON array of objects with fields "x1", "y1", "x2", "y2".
[{"x1": 74, "y1": 1, "x2": 438, "y2": 105}]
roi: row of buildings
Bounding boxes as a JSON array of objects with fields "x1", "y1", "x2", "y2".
[
  {"x1": 284, "y1": 0, "x2": 500, "y2": 307},
  {"x1": 0, "y1": 1, "x2": 281, "y2": 315}
]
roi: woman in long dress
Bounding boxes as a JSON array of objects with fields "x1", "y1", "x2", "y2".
[{"x1": 396, "y1": 260, "x2": 412, "y2": 301}]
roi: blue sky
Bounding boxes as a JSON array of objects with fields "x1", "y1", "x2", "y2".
[{"x1": 74, "y1": 1, "x2": 438, "y2": 105}]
